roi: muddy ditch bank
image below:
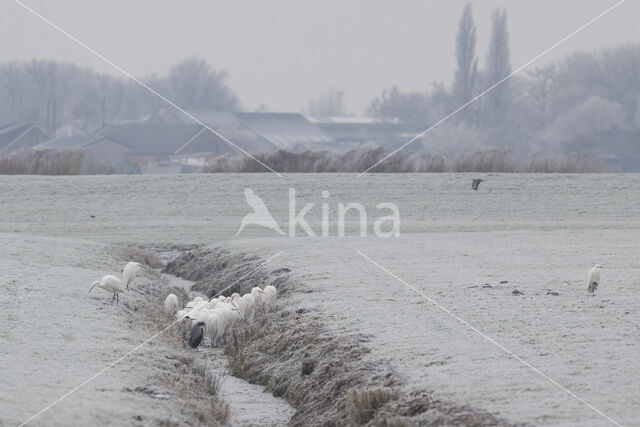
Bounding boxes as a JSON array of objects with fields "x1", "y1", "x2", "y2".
[{"x1": 159, "y1": 246, "x2": 524, "y2": 426}]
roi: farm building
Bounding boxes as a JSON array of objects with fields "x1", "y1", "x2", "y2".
[
  {"x1": 0, "y1": 123, "x2": 50, "y2": 154},
  {"x1": 38, "y1": 123, "x2": 235, "y2": 173}
]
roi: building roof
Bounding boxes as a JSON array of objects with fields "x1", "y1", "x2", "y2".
[
  {"x1": 235, "y1": 113, "x2": 334, "y2": 151},
  {"x1": 189, "y1": 111, "x2": 277, "y2": 153},
  {"x1": 0, "y1": 123, "x2": 37, "y2": 149},
  {"x1": 92, "y1": 124, "x2": 205, "y2": 155}
]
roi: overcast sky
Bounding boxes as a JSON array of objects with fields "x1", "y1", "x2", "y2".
[{"x1": 1, "y1": 1, "x2": 637, "y2": 114}]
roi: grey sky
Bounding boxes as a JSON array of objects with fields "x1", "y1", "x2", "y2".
[{"x1": 1, "y1": 1, "x2": 637, "y2": 114}]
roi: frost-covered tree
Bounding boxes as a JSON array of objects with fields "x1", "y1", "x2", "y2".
[
  {"x1": 168, "y1": 56, "x2": 240, "y2": 111},
  {"x1": 535, "y1": 95, "x2": 625, "y2": 152},
  {"x1": 453, "y1": 3, "x2": 478, "y2": 124},
  {"x1": 483, "y1": 8, "x2": 511, "y2": 125},
  {"x1": 307, "y1": 89, "x2": 347, "y2": 118}
]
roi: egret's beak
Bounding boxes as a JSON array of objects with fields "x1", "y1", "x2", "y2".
[
  {"x1": 140, "y1": 264, "x2": 149, "y2": 270},
  {"x1": 259, "y1": 290, "x2": 264, "y2": 294}
]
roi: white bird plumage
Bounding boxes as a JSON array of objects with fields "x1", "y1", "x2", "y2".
[
  {"x1": 173, "y1": 283, "x2": 279, "y2": 348},
  {"x1": 587, "y1": 264, "x2": 603, "y2": 295},
  {"x1": 89, "y1": 261, "x2": 147, "y2": 304},
  {"x1": 164, "y1": 293, "x2": 179, "y2": 312},
  {"x1": 89, "y1": 274, "x2": 125, "y2": 304},
  {"x1": 122, "y1": 261, "x2": 147, "y2": 290},
  {"x1": 262, "y1": 285, "x2": 277, "y2": 305}
]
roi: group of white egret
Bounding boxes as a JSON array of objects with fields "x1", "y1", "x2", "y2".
[
  {"x1": 88, "y1": 261, "x2": 147, "y2": 304},
  {"x1": 164, "y1": 285, "x2": 277, "y2": 349}
]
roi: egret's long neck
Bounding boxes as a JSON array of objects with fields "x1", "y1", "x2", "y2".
[{"x1": 89, "y1": 281, "x2": 99, "y2": 294}]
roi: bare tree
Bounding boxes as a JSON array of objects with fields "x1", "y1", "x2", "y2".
[
  {"x1": 168, "y1": 56, "x2": 240, "y2": 111},
  {"x1": 368, "y1": 86, "x2": 430, "y2": 124},
  {"x1": 308, "y1": 89, "x2": 347, "y2": 118},
  {"x1": 0, "y1": 61, "x2": 25, "y2": 121}
]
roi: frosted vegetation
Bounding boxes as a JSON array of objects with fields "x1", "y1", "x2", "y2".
[
  {"x1": 0, "y1": 147, "x2": 602, "y2": 174},
  {"x1": 201, "y1": 147, "x2": 602, "y2": 173}
]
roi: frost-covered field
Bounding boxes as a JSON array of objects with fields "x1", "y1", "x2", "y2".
[{"x1": 1, "y1": 173, "x2": 639, "y2": 426}]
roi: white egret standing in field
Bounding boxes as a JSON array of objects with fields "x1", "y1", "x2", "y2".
[
  {"x1": 89, "y1": 275, "x2": 125, "y2": 304},
  {"x1": 122, "y1": 261, "x2": 147, "y2": 290},
  {"x1": 587, "y1": 264, "x2": 603, "y2": 295},
  {"x1": 89, "y1": 262, "x2": 147, "y2": 304}
]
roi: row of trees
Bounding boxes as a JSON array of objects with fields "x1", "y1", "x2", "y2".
[
  {"x1": 0, "y1": 56, "x2": 239, "y2": 133},
  {"x1": 367, "y1": 4, "x2": 640, "y2": 159}
]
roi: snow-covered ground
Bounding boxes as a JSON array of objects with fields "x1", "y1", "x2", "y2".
[
  {"x1": 1, "y1": 173, "x2": 639, "y2": 426},
  {"x1": 0, "y1": 234, "x2": 192, "y2": 426}
]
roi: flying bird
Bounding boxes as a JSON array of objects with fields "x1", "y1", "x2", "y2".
[
  {"x1": 236, "y1": 188, "x2": 285, "y2": 236},
  {"x1": 472, "y1": 179, "x2": 483, "y2": 191},
  {"x1": 587, "y1": 264, "x2": 603, "y2": 295}
]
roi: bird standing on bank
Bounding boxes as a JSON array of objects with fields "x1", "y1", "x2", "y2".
[
  {"x1": 189, "y1": 321, "x2": 206, "y2": 349},
  {"x1": 122, "y1": 261, "x2": 148, "y2": 290},
  {"x1": 164, "y1": 293, "x2": 179, "y2": 312},
  {"x1": 89, "y1": 275, "x2": 125, "y2": 304},
  {"x1": 88, "y1": 261, "x2": 147, "y2": 304},
  {"x1": 587, "y1": 264, "x2": 603, "y2": 295}
]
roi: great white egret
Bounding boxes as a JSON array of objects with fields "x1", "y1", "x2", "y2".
[
  {"x1": 251, "y1": 286, "x2": 264, "y2": 303},
  {"x1": 89, "y1": 275, "x2": 125, "y2": 304},
  {"x1": 205, "y1": 312, "x2": 219, "y2": 347},
  {"x1": 262, "y1": 285, "x2": 277, "y2": 305},
  {"x1": 164, "y1": 294, "x2": 179, "y2": 312},
  {"x1": 239, "y1": 294, "x2": 256, "y2": 320},
  {"x1": 588, "y1": 264, "x2": 603, "y2": 295},
  {"x1": 122, "y1": 261, "x2": 147, "y2": 290}
]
